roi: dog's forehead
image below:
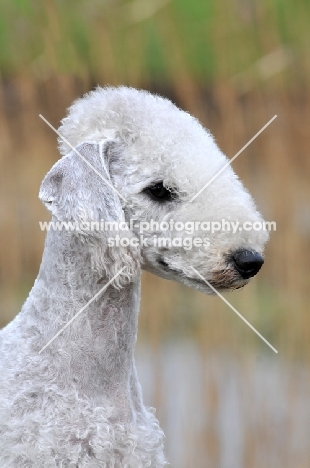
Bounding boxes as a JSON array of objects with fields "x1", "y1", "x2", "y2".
[
  {"x1": 124, "y1": 126, "x2": 232, "y2": 193},
  {"x1": 59, "y1": 87, "x2": 240, "y2": 197}
]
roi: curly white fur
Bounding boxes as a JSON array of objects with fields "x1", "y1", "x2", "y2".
[{"x1": 0, "y1": 87, "x2": 268, "y2": 467}]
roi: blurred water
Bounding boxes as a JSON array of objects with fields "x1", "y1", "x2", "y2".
[{"x1": 136, "y1": 341, "x2": 310, "y2": 468}]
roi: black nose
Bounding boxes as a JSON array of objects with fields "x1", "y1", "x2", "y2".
[{"x1": 231, "y1": 249, "x2": 264, "y2": 279}]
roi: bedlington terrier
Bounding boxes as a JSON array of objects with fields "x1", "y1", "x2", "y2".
[{"x1": 0, "y1": 87, "x2": 268, "y2": 467}]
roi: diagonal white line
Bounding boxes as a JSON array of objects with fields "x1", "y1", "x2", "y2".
[
  {"x1": 38, "y1": 267, "x2": 126, "y2": 354},
  {"x1": 190, "y1": 115, "x2": 277, "y2": 202},
  {"x1": 190, "y1": 266, "x2": 278, "y2": 353},
  {"x1": 39, "y1": 114, "x2": 127, "y2": 202}
]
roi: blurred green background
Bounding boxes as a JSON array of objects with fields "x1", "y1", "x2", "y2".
[{"x1": 1, "y1": 0, "x2": 310, "y2": 466}]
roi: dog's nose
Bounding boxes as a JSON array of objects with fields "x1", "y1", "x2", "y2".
[{"x1": 231, "y1": 249, "x2": 264, "y2": 279}]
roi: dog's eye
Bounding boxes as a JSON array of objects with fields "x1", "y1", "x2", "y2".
[{"x1": 144, "y1": 182, "x2": 176, "y2": 201}]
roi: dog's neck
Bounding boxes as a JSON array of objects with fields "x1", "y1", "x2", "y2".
[{"x1": 24, "y1": 228, "x2": 142, "y2": 411}]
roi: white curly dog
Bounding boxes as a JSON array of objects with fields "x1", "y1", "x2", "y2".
[{"x1": 0, "y1": 87, "x2": 268, "y2": 467}]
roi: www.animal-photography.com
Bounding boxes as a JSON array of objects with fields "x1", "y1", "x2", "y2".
[{"x1": 0, "y1": 1, "x2": 309, "y2": 467}]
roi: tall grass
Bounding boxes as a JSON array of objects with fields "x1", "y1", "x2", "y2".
[{"x1": 1, "y1": 0, "x2": 309, "y2": 83}]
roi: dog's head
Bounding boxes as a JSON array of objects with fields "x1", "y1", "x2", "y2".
[{"x1": 41, "y1": 86, "x2": 269, "y2": 293}]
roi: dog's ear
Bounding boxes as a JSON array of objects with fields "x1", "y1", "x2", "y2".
[
  {"x1": 39, "y1": 141, "x2": 140, "y2": 286},
  {"x1": 39, "y1": 141, "x2": 123, "y2": 223}
]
